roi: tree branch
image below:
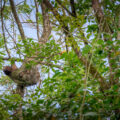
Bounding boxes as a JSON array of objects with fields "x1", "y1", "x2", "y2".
[
  {"x1": 70, "y1": 0, "x2": 76, "y2": 17},
  {"x1": 117, "y1": 14, "x2": 120, "y2": 40},
  {"x1": 4, "y1": 24, "x2": 22, "y2": 58},
  {"x1": 9, "y1": 0, "x2": 26, "y2": 41},
  {"x1": 92, "y1": 0, "x2": 118, "y2": 86},
  {"x1": 39, "y1": 2, "x2": 51, "y2": 44},
  {"x1": 34, "y1": 0, "x2": 40, "y2": 41},
  {"x1": 56, "y1": 0, "x2": 75, "y2": 17},
  {"x1": 1, "y1": 57, "x2": 63, "y2": 70},
  {"x1": 92, "y1": 0, "x2": 113, "y2": 34}
]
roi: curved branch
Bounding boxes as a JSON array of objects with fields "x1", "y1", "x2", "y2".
[
  {"x1": 9, "y1": 0, "x2": 26, "y2": 41},
  {"x1": 39, "y1": 2, "x2": 52, "y2": 44}
]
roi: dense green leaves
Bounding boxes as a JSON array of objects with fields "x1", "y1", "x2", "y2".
[{"x1": 0, "y1": 0, "x2": 120, "y2": 119}]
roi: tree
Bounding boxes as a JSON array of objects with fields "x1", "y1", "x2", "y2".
[{"x1": 0, "y1": 0, "x2": 120, "y2": 119}]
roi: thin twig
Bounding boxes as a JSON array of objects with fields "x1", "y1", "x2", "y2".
[
  {"x1": 34, "y1": 0, "x2": 40, "y2": 41},
  {"x1": 56, "y1": 0, "x2": 75, "y2": 17},
  {"x1": 1, "y1": 0, "x2": 11, "y2": 58}
]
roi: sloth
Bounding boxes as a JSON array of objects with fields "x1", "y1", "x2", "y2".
[{"x1": 3, "y1": 63, "x2": 40, "y2": 87}]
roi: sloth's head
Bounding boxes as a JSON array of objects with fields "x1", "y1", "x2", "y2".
[
  {"x1": 3, "y1": 64, "x2": 18, "y2": 76},
  {"x1": 3, "y1": 66, "x2": 12, "y2": 76}
]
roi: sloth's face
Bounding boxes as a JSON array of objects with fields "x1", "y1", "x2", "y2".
[{"x1": 3, "y1": 66, "x2": 12, "y2": 76}]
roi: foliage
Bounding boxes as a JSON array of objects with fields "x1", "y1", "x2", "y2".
[{"x1": 0, "y1": 0, "x2": 120, "y2": 120}]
